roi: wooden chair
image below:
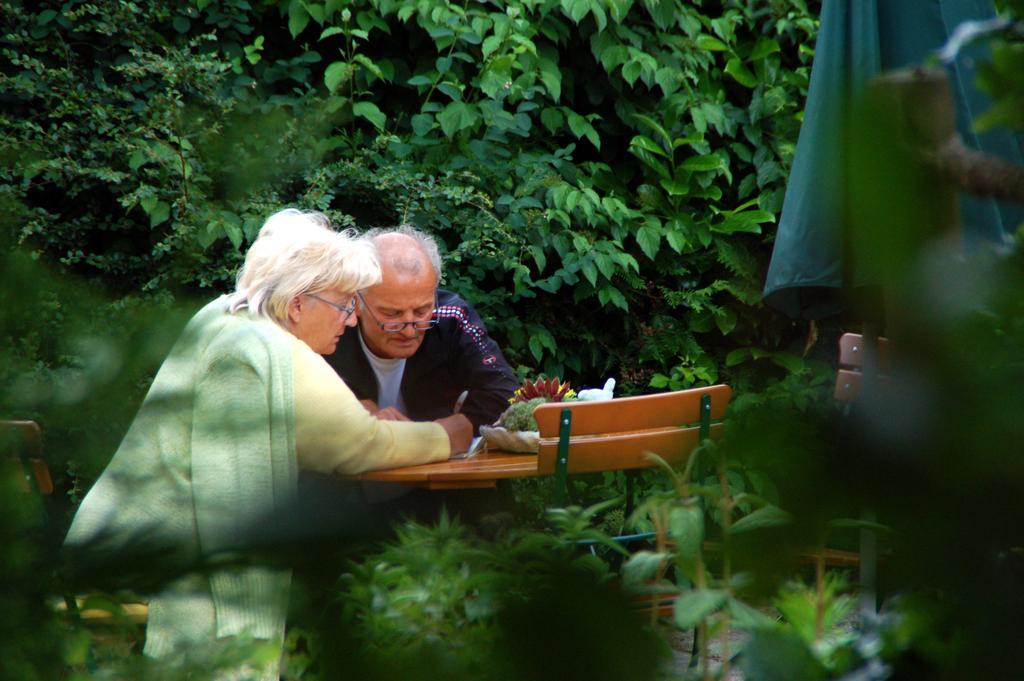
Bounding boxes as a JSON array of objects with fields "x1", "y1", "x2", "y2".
[
  {"x1": 833, "y1": 332, "x2": 892, "y2": 613},
  {"x1": 834, "y1": 333, "x2": 892, "y2": 403},
  {"x1": 533, "y1": 384, "x2": 732, "y2": 507},
  {"x1": 2, "y1": 419, "x2": 54, "y2": 495},
  {"x1": 1, "y1": 419, "x2": 148, "y2": 628}
]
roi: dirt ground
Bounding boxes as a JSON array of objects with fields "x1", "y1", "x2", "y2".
[{"x1": 665, "y1": 627, "x2": 747, "y2": 680}]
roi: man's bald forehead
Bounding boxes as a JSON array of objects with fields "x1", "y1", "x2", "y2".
[{"x1": 373, "y1": 233, "x2": 433, "y2": 279}]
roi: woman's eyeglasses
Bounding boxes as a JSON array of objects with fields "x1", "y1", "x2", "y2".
[{"x1": 307, "y1": 293, "x2": 357, "y2": 320}]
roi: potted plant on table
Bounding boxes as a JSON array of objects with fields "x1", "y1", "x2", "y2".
[{"x1": 480, "y1": 378, "x2": 575, "y2": 453}]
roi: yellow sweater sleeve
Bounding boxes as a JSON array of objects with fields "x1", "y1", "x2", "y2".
[{"x1": 290, "y1": 336, "x2": 450, "y2": 475}]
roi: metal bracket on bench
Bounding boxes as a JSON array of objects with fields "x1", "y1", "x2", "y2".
[
  {"x1": 553, "y1": 408, "x2": 572, "y2": 506},
  {"x1": 699, "y1": 394, "x2": 711, "y2": 441}
]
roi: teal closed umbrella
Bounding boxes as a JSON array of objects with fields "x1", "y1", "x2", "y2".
[{"x1": 763, "y1": 0, "x2": 1024, "y2": 320}]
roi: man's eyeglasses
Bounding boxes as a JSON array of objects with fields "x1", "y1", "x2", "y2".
[
  {"x1": 307, "y1": 293, "x2": 357, "y2": 320},
  {"x1": 357, "y1": 292, "x2": 438, "y2": 333}
]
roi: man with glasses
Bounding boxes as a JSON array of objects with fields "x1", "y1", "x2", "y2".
[{"x1": 325, "y1": 226, "x2": 518, "y2": 447}]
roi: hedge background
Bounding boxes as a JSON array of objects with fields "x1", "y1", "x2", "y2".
[{"x1": 2, "y1": 0, "x2": 821, "y2": 478}]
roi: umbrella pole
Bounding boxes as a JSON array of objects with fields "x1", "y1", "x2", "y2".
[{"x1": 838, "y1": 79, "x2": 880, "y2": 619}]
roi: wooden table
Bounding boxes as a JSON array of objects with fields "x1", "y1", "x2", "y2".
[{"x1": 355, "y1": 450, "x2": 539, "y2": 489}]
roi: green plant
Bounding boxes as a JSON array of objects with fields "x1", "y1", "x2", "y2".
[{"x1": 498, "y1": 396, "x2": 548, "y2": 431}]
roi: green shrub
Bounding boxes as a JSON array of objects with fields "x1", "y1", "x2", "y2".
[{"x1": 2, "y1": 1, "x2": 819, "y2": 398}]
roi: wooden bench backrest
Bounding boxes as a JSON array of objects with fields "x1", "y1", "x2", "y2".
[
  {"x1": 1, "y1": 420, "x2": 54, "y2": 495},
  {"x1": 834, "y1": 334, "x2": 892, "y2": 403},
  {"x1": 533, "y1": 384, "x2": 732, "y2": 476}
]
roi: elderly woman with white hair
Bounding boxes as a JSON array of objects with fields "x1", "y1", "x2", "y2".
[{"x1": 63, "y1": 209, "x2": 468, "y2": 677}]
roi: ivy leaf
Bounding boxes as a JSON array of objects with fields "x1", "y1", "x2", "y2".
[
  {"x1": 666, "y1": 228, "x2": 689, "y2": 253},
  {"x1": 437, "y1": 82, "x2": 462, "y2": 100},
  {"x1": 529, "y1": 245, "x2": 547, "y2": 272},
  {"x1": 659, "y1": 179, "x2": 689, "y2": 196},
  {"x1": 437, "y1": 101, "x2": 479, "y2": 137},
  {"x1": 568, "y1": 0, "x2": 589, "y2": 23},
  {"x1": 681, "y1": 155, "x2": 723, "y2": 172},
  {"x1": 581, "y1": 258, "x2": 597, "y2": 287},
  {"x1": 411, "y1": 113, "x2": 434, "y2": 137},
  {"x1": 324, "y1": 61, "x2": 353, "y2": 93},
  {"x1": 712, "y1": 209, "x2": 775, "y2": 234},
  {"x1": 654, "y1": 66, "x2": 681, "y2": 96},
  {"x1": 749, "y1": 37, "x2": 781, "y2": 61},
  {"x1": 128, "y1": 149, "x2": 147, "y2": 171},
  {"x1": 725, "y1": 57, "x2": 758, "y2": 87},
  {"x1": 242, "y1": 216, "x2": 262, "y2": 242},
  {"x1": 288, "y1": 1, "x2": 310, "y2": 37},
  {"x1": 565, "y1": 110, "x2": 600, "y2": 150},
  {"x1": 149, "y1": 201, "x2": 170, "y2": 227},
  {"x1": 725, "y1": 348, "x2": 751, "y2": 366},
  {"x1": 631, "y1": 113, "x2": 672, "y2": 149},
  {"x1": 696, "y1": 34, "x2": 728, "y2": 51},
  {"x1": 353, "y1": 101, "x2": 386, "y2": 130},
  {"x1": 636, "y1": 222, "x2": 661, "y2": 260},
  {"x1": 606, "y1": 0, "x2": 631, "y2": 22},
  {"x1": 482, "y1": 35, "x2": 502, "y2": 58},
  {"x1": 612, "y1": 251, "x2": 639, "y2": 273},
  {"x1": 353, "y1": 54, "x2": 387, "y2": 81},
  {"x1": 597, "y1": 44, "x2": 629, "y2": 72},
  {"x1": 691, "y1": 185, "x2": 723, "y2": 201},
  {"x1": 480, "y1": 55, "x2": 513, "y2": 97},
  {"x1": 691, "y1": 107, "x2": 707, "y2": 134},
  {"x1": 621, "y1": 59, "x2": 642, "y2": 86},
  {"x1": 304, "y1": 2, "x2": 324, "y2": 23},
  {"x1": 538, "y1": 56, "x2": 562, "y2": 101},
  {"x1": 597, "y1": 285, "x2": 628, "y2": 311},
  {"x1": 630, "y1": 134, "x2": 668, "y2": 157},
  {"x1": 223, "y1": 220, "x2": 243, "y2": 250},
  {"x1": 528, "y1": 334, "x2": 544, "y2": 362},
  {"x1": 196, "y1": 221, "x2": 218, "y2": 249},
  {"x1": 594, "y1": 252, "x2": 614, "y2": 280},
  {"x1": 139, "y1": 194, "x2": 157, "y2": 215},
  {"x1": 540, "y1": 107, "x2": 563, "y2": 132},
  {"x1": 590, "y1": 3, "x2": 607, "y2": 31},
  {"x1": 643, "y1": 0, "x2": 675, "y2": 30},
  {"x1": 714, "y1": 307, "x2": 737, "y2": 335},
  {"x1": 770, "y1": 352, "x2": 805, "y2": 373}
]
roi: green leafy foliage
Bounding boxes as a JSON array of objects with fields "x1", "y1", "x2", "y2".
[
  {"x1": 2, "y1": 0, "x2": 818, "y2": 402},
  {"x1": 975, "y1": 3, "x2": 1024, "y2": 131}
]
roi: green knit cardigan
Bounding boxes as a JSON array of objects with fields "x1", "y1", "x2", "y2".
[{"x1": 65, "y1": 297, "x2": 297, "y2": 661}]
